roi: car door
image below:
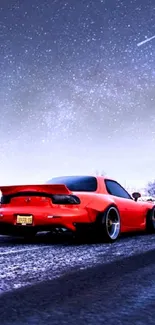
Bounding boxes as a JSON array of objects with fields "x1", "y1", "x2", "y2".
[{"x1": 104, "y1": 179, "x2": 145, "y2": 229}]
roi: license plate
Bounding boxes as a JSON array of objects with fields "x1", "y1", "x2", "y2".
[{"x1": 16, "y1": 215, "x2": 33, "y2": 225}]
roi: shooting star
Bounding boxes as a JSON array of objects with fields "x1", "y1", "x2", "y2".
[{"x1": 137, "y1": 35, "x2": 155, "y2": 47}]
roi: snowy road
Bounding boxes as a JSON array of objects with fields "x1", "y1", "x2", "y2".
[{"x1": 0, "y1": 233, "x2": 155, "y2": 324}]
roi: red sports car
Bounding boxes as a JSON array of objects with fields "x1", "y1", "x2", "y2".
[{"x1": 0, "y1": 175, "x2": 154, "y2": 242}]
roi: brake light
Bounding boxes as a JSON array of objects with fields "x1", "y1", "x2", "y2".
[
  {"x1": 52, "y1": 195, "x2": 80, "y2": 205},
  {"x1": 0, "y1": 192, "x2": 80, "y2": 205}
]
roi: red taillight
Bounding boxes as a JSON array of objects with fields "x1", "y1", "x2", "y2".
[
  {"x1": 0, "y1": 192, "x2": 80, "y2": 205},
  {"x1": 52, "y1": 195, "x2": 80, "y2": 205}
]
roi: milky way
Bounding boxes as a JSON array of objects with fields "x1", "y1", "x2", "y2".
[{"x1": 0, "y1": 0, "x2": 155, "y2": 189}]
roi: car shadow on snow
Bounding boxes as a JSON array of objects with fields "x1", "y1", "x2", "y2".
[{"x1": 0, "y1": 229, "x2": 153, "y2": 247}]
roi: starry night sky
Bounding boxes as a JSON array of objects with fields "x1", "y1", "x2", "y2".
[{"x1": 0, "y1": 0, "x2": 155, "y2": 189}]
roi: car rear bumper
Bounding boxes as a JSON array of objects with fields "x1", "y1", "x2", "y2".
[{"x1": 0, "y1": 206, "x2": 90, "y2": 233}]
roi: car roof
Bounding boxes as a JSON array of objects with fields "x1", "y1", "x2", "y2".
[
  {"x1": 95, "y1": 176, "x2": 115, "y2": 182},
  {"x1": 49, "y1": 175, "x2": 115, "y2": 182}
]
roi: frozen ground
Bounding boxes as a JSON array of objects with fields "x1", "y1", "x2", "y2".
[{"x1": 0, "y1": 233, "x2": 155, "y2": 324}]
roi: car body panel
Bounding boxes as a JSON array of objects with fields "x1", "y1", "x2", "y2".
[
  {"x1": 0, "y1": 205, "x2": 89, "y2": 232},
  {"x1": 109, "y1": 196, "x2": 147, "y2": 231}
]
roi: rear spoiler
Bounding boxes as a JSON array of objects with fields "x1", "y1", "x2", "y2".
[{"x1": 0, "y1": 184, "x2": 72, "y2": 196}]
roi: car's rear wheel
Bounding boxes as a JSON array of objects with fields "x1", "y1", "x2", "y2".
[
  {"x1": 97, "y1": 206, "x2": 121, "y2": 243},
  {"x1": 146, "y1": 207, "x2": 155, "y2": 233}
]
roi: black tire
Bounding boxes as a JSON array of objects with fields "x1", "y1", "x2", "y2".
[
  {"x1": 146, "y1": 207, "x2": 155, "y2": 233},
  {"x1": 96, "y1": 206, "x2": 121, "y2": 243}
]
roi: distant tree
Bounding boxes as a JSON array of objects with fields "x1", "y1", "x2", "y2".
[
  {"x1": 95, "y1": 170, "x2": 106, "y2": 176},
  {"x1": 146, "y1": 180, "x2": 155, "y2": 196}
]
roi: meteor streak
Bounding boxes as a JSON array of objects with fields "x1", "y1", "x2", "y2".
[{"x1": 137, "y1": 35, "x2": 155, "y2": 47}]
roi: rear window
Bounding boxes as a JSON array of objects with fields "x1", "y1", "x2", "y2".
[{"x1": 46, "y1": 176, "x2": 97, "y2": 192}]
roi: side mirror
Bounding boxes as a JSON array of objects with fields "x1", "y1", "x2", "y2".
[{"x1": 132, "y1": 192, "x2": 141, "y2": 201}]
